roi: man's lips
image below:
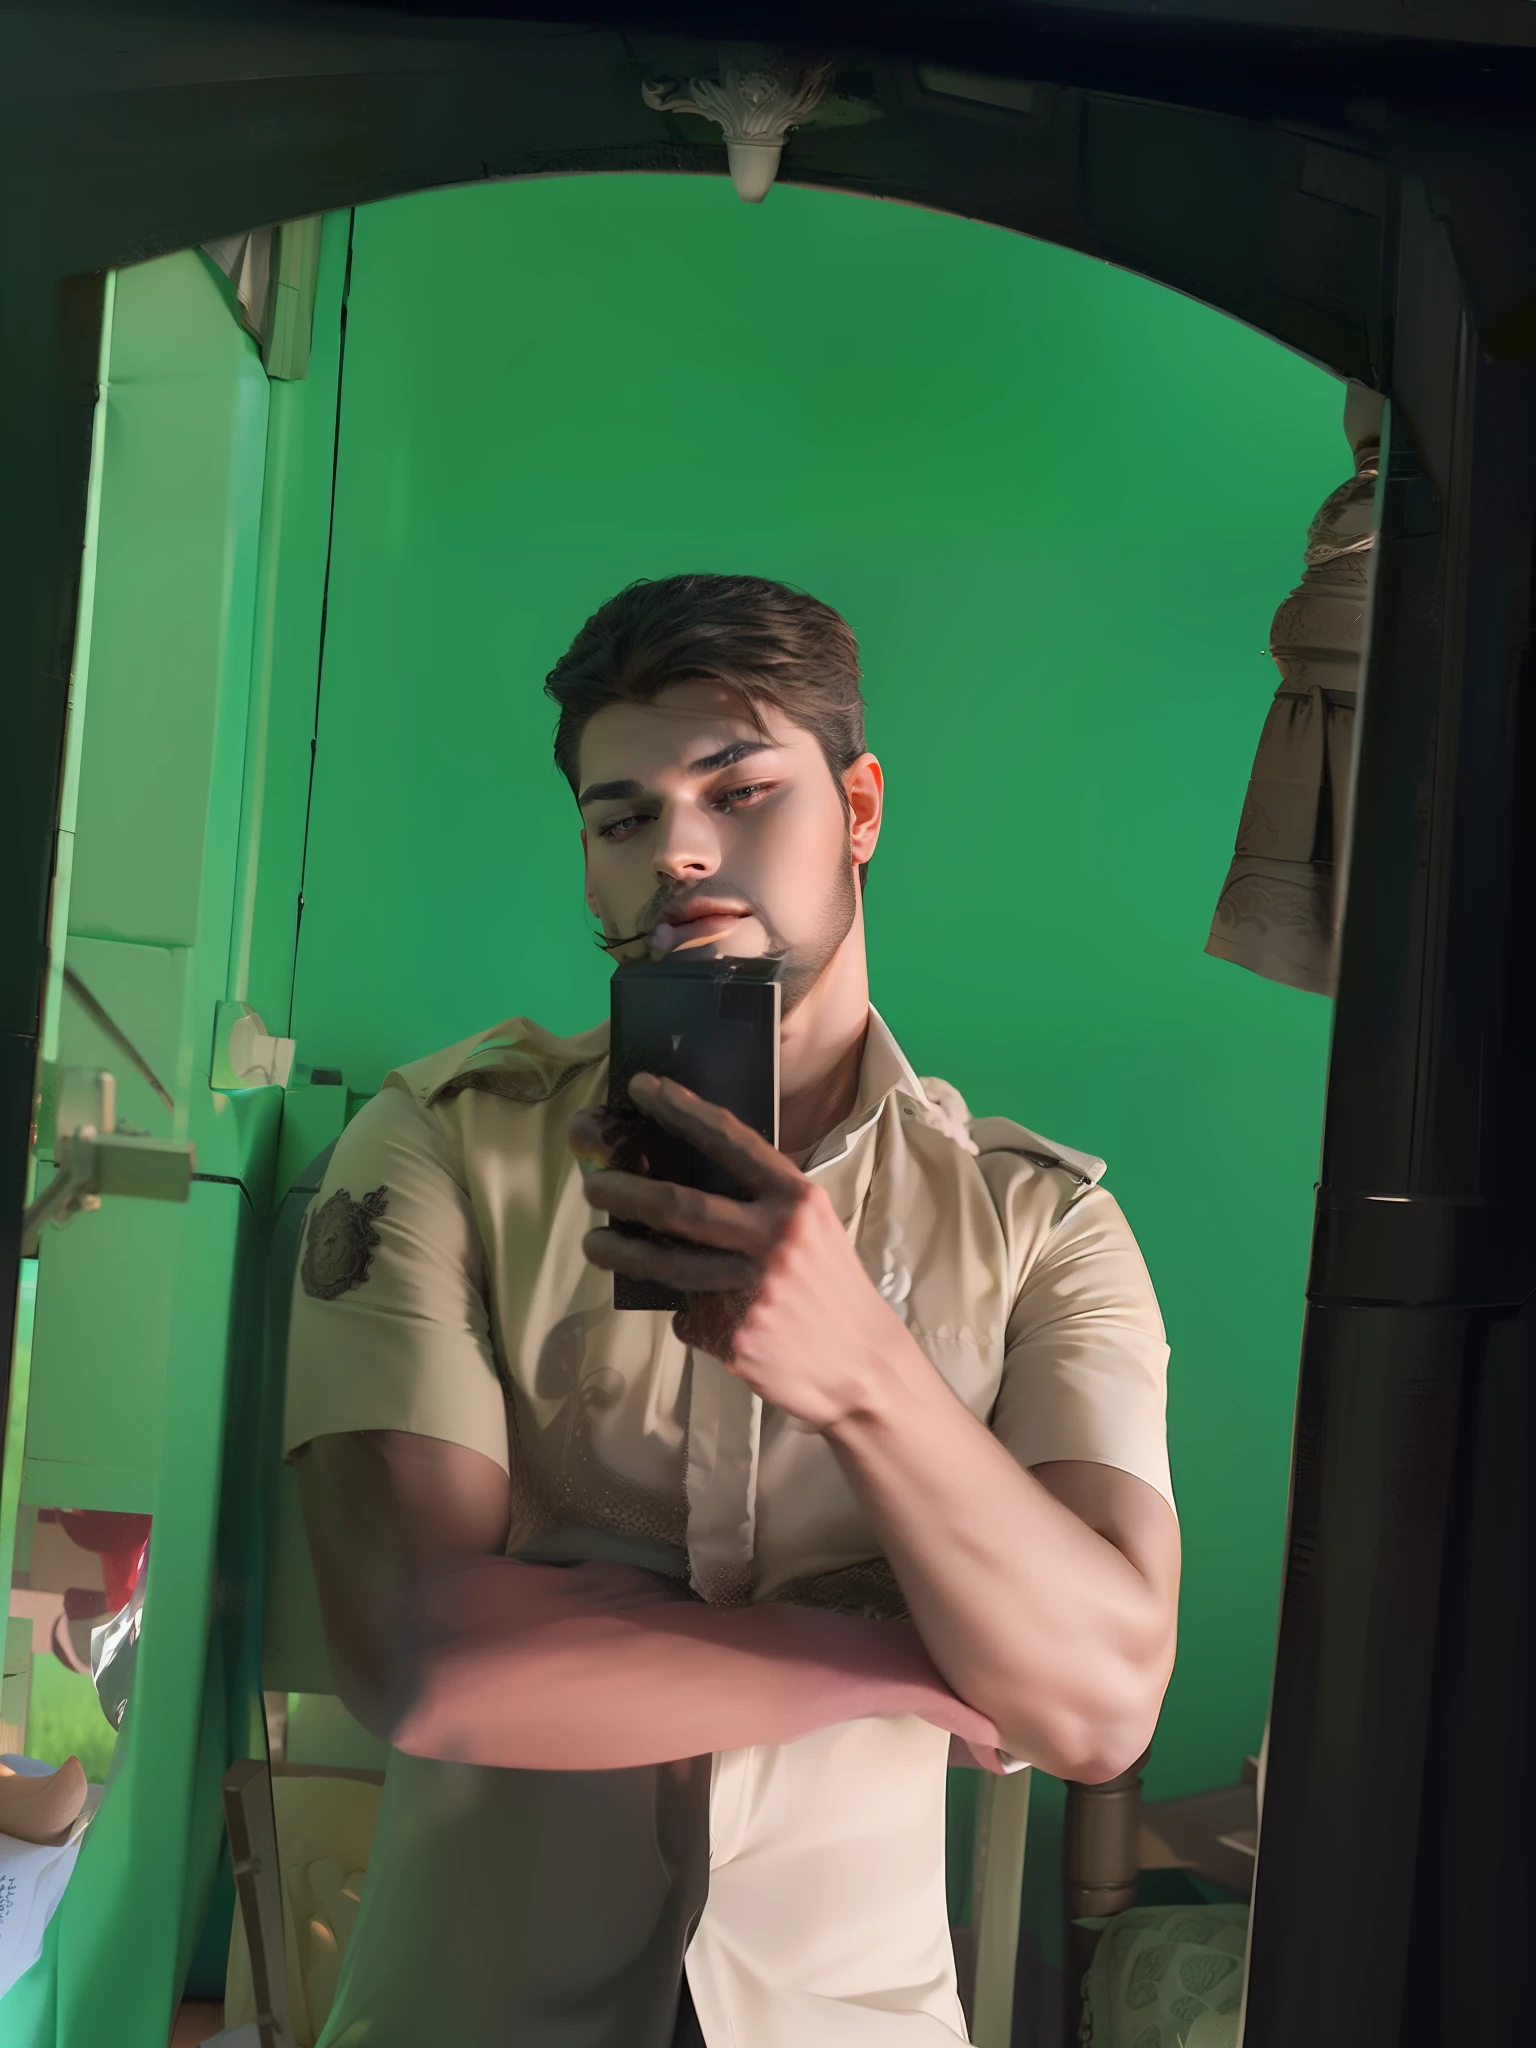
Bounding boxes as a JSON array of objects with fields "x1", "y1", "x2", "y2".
[{"x1": 650, "y1": 905, "x2": 752, "y2": 953}]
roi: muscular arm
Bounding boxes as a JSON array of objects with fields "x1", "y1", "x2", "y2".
[
  {"x1": 826, "y1": 1398, "x2": 1180, "y2": 1782},
  {"x1": 293, "y1": 1428, "x2": 511, "y2": 1734},
  {"x1": 579, "y1": 1075, "x2": 1180, "y2": 1785},
  {"x1": 293, "y1": 1428, "x2": 1006, "y2": 1770}
]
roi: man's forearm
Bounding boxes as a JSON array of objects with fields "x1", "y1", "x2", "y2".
[
  {"x1": 824, "y1": 1338, "x2": 1174, "y2": 1782},
  {"x1": 376, "y1": 1555, "x2": 1005, "y2": 1770}
]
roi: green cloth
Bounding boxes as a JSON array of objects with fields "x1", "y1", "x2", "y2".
[{"x1": 1075, "y1": 1903, "x2": 1249, "y2": 2048}]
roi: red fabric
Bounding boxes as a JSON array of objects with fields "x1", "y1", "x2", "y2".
[{"x1": 57, "y1": 1509, "x2": 151, "y2": 1615}]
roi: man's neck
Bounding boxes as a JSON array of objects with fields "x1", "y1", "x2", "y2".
[{"x1": 777, "y1": 918, "x2": 871, "y2": 1160}]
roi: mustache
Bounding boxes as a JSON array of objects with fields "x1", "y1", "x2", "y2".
[
  {"x1": 593, "y1": 923, "x2": 656, "y2": 955},
  {"x1": 592, "y1": 885, "x2": 680, "y2": 954},
  {"x1": 592, "y1": 891, "x2": 781, "y2": 958}
]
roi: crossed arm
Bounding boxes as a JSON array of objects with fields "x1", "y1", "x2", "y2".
[
  {"x1": 296, "y1": 1074, "x2": 1179, "y2": 1784},
  {"x1": 295, "y1": 1428, "x2": 1013, "y2": 1771}
]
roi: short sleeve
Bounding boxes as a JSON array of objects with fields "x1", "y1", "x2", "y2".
[
  {"x1": 283, "y1": 1078, "x2": 510, "y2": 1470},
  {"x1": 987, "y1": 1181, "x2": 1174, "y2": 1513}
]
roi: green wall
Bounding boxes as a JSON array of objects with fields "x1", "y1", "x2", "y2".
[
  {"x1": 0, "y1": 171, "x2": 1352, "y2": 2037},
  {"x1": 291, "y1": 175, "x2": 1344, "y2": 1802},
  {"x1": 31, "y1": 247, "x2": 270, "y2": 1509},
  {"x1": 3, "y1": 249, "x2": 279, "y2": 2045}
]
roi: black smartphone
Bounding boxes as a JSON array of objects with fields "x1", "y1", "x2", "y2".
[{"x1": 606, "y1": 953, "x2": 782, "y2": 1310}]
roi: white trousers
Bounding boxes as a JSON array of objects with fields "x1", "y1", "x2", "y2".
[{"x1": 686, "y1": 1716, "x2": 969, "y2": 2047}]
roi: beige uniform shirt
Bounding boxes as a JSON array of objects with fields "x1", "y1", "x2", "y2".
[{"x1": 286, "y1": 1008, "x2": 1173, "y2": 2046}]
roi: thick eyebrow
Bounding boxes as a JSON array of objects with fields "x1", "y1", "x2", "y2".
[
  {"x1": 577, "y1": 740, "x2": 775, "y2": 809},
  {"x1": 577, "y1": 776, "x2": 641, "y2": 808},
  {"x1": 687, "y1": 738, "x2": 774, "y2": 777}
]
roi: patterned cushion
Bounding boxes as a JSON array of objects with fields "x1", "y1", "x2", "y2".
[{"x1": 1077, "y1": 1904, "x2": 1249, "y2": 2048}]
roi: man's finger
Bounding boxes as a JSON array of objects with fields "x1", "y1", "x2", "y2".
[
  {"x1": 583, "y1": 1169, "x2": 766, "y2": 1253},
  {"x1": 628, "y1": 1073, "x2": 797, "y2": 1195},
  {"x1": 583, "y1": 1227, "x2": 760, "y2": 1295}
]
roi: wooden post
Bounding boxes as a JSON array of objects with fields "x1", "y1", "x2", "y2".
[
  {"x1": 1062, "y1": 1751, "x2": 1147, "y2": 2048},
  {"x1": 221, "y1": 1758, "x2": 292, "y2": 2048},
  {"x1": 969, "y1": 1766, "x2": 1033, "y2": 2048}
]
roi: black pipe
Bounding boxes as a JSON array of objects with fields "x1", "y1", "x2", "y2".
[{"x1": 1244, "y1": 150, "x2": 1536, "y2": 2048}]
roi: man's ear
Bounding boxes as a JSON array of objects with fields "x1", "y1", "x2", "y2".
[
  {"x1": 580, "y1": 827, "x2": 600, "y2": 920},
  {"x1": 843, "y1": 754, "x2": 884, "y2": 867}
]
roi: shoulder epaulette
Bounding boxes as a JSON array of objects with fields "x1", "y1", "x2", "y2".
[
  {"x1": 967, "y1": 1115, "x2": 1107, "y2": 1189},
  {"x1": 392, "y1": 1015, "x2": 608, "y2": 1108}
]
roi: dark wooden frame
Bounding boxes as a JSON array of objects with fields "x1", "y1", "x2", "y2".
[{"x1": 5, "y1": 8, "x2": 1536, "y2": 2043}]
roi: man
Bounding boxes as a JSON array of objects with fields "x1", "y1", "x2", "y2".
[{"x1": 286, "y1": 573, "x2": 1179, "y2": 2046}]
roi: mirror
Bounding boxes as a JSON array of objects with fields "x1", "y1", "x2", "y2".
[
  {"x1": 6, "y1": 167, "x2": 1344, "y2": 2043},
  {"x1": 3, "y1": 14, "x2": 1532, "y2": 2048}
]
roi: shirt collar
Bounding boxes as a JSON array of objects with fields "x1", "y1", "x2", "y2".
[
  {"x1": 802, "y1": 1006, "x2": 930, "y2": 1174},
  {"x1": 416, "y1": 1004, "x2": 932, "y2": 1167}
]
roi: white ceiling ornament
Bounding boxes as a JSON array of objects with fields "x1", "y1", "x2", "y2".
[{"x1": 643, "y1": 58, "x2": 836, "y2": 203}]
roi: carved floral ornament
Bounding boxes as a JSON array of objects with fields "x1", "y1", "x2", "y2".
[{"x1": 642, "y1": 58, "x2": 838, "y2": 202}]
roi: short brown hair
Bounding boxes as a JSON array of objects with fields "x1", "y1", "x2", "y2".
[{"x1": 545, "y1": 573, "x2": 866, "y2": 797}]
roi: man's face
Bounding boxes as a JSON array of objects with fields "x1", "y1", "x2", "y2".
[{"x1": 576, "y1": 680, "x2": 878, "y2": 1013}]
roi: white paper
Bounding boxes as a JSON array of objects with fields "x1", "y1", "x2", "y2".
[{"x1": 0, "y1": 1758, "x2": 103, "y2": 2002}]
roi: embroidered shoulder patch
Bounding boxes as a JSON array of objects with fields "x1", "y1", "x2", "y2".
[{"x1": 301, "y1": 1186, "x2": 390, "y2": 1301}]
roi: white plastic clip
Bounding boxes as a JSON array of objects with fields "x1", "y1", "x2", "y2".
[{"x1": 212, "y1": 1001, "x2": 296, "y2": 1091}]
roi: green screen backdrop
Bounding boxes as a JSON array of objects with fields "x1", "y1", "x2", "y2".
[{"x1": 291, "y1": 174, "x2": 1344, "y2": 1802}]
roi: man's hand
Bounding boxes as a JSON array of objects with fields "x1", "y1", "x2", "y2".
[
  {"x1": 573, "y1": 1072, "x2": 923, "y2": 1432},
  {"x1": 572, "y1": 1073, "x2": 1181, "y2": 1783}
]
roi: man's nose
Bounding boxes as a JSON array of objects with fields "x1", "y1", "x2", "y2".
[{"x1": 651, "y1": 802, "x2": 721, "y2": 883}]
